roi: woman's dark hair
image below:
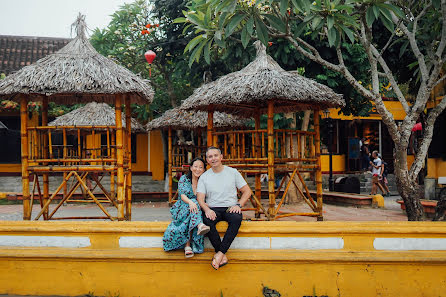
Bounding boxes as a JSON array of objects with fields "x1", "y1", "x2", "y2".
[{"x1": 186, "y1": 157, "x2": 206, "y2": 181}]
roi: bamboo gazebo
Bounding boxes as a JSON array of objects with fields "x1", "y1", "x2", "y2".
[
  {"x1": 181, "y1": 41, "x2": 345, "y2": 220},
  {"x1": 146, "y1": 107, "x2": 247, "y2": 204},
  {"x1": 0, "y1": 15, "x2": 153, "y2": 221},
  {"x1": 45, "y1": 102, "x2": 145, "y2": 219}
]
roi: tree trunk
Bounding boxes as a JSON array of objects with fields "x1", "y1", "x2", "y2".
[{"x1": 393, "y1": 149, "x2": 424, "y2": 221}]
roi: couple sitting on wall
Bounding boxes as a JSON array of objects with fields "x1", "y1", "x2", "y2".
[{"x1": 163, "y1": 146, "x2": 251, "y2": 270}]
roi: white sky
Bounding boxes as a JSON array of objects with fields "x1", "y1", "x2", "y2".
[{"x1": 0, "y1": 0, "x2": 133, "y2": 38}]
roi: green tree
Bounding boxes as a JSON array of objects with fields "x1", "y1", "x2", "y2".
[{"x1": 180, "y1": 0, "x2": 446, "y2": 220}]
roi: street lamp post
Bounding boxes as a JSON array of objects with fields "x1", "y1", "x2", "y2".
[{"x1": 323, "y1": 109, "x2": 334, "y2": 191}]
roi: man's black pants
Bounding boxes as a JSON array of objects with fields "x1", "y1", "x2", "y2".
[{"x1": 202, "y1": 207, "x2": 242, "y2": 254}]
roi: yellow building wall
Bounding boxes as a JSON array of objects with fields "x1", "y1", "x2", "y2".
[
  {"x1": 321, "y1": 154, "x2": 345, "y2": 173},
  {"x1": 427, "y1": 158, "x2": 446, "y2": 178},
  {"x1": 132, "y1": 133, "x2": 148, "y2": 172},
  {"x1": 150, "y1": 130, "x2": 164, "y2": 180},
  {"x1": 0, "y1": 221, "x2": 446, "y2": 297}
]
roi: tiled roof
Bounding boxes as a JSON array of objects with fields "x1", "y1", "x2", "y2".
[{"x1": 0, "y1": 35, "x2": 71, "y2": 75}]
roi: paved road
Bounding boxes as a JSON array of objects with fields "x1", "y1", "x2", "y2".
[{"x1": 0, "y1": 195, "x2": 407, "y2": 221}]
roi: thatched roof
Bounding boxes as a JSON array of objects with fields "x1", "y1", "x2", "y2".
[
  {"x1": 48, "y1": 102, "x2": 145, "y2": 132},
  {"x1": 0, "y1": 14, "x2": 153, "y2": 105},
  {"x1": 146, "y1": 107, "x2": 248, "y2": 131},
  {"x1": 181, "y1": 41, "x2": 344, "y2": 116}
]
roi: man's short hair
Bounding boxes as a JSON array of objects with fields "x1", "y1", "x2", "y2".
[{"x1": 206, "y1": 146, "x2": 222, "y2": 156}]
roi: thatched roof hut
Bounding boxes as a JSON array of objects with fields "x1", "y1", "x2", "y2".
[
  {"x1": 181, "y1": 41, "x2": 344, "y2": 116},
  {"x1": 146, "y1": 107, "x2": 248, "y2": 131},
  {"x1": 49, "y1": 102, "x2": 145, "y2": 132},
  {"x1": 0, "y1": 14, "x2": 153, "y2": 104}
]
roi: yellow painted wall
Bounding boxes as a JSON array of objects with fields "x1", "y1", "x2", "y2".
[
  {"x1": 321, "y1": 154, "x2": 345, "y2": 173},
  {"x1": 0, "y1": 221, "x2": 446, "y2": 297},
  {"x1": 326, "y1": 101, "x2": 407, "y2": 121},
  {"x1": 150, "y1": 130, "x2": 164, "y2": 180},
  {"x1": 427, "y1": 158, "x2": 446, "y2": 178},
  {"x1": 132, "y1": 133, "x2": 148, "y2": 172}
]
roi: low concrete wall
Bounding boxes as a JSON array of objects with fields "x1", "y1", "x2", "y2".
[{"x1": 0, "y1": 221, "x2": 446, "y2": 297}]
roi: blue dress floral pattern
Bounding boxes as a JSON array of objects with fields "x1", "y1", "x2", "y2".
[{"x1": 163, "y1": 175, "x2": 204, "y2": 253}]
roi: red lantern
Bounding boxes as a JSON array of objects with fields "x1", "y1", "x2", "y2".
[
  {"x1": 412, "y1": 122, "x2": 422, "y2": 132},
  {"x1": 144, "y1": 50, "x2": 156, "y2": 76}
]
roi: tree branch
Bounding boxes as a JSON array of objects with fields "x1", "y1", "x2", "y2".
[
  {"x1": 435, "y1": 0, "x2": 446, "y2": 64},
  {"x1": 409, "y1": 96, "x2": 446, "y2": 180},
  {"x1": 369, "y1": 44, "x2": 411, "y2": 113}
]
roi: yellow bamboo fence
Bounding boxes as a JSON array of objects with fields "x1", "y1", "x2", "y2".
[{"x1": 146, "y1": 107, "x2": 247, "y2": 205}]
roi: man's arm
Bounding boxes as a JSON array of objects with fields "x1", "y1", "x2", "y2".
[
  {"x1": 197, "y1": 192, "x2": 216, "y2": 220},
  {"x1": 228, "y1": 184, "x2": 251, "y2": 214}
]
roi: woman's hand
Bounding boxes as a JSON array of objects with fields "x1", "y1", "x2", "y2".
[
  {"x1": 205, "y1": 209, "x2": 217, "y2": 220},
  {"x1": 228, "y1": 205, "x2": 242, "y2": 214},
  {"x1": 188, "y1": 201, "x2": 198, "y2": 213}
]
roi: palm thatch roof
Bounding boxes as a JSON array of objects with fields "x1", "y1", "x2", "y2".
[
  {"x1": 146, "y1": 107, "x2": 248, "y2": 131},
  {"x1": 48, "y1": 102, "x2": 145, "y2": 132},
  {"x1": 181, "y1": 41, "x2": 344, "y2": 116},
  {"x1": 0, "y1": 14, "x2": 153, "y2": 104}
]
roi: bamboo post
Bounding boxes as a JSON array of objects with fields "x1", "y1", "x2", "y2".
[
  {"x1": 254, "y1": 111, "x2": 261, "y2": 218},
  {"x1": 125, "y1": 96, "x2": 132, "y2": 220},
  {"x1": 168, "y1": 127, "x2": 173, "y2": 205},
  {"x1": 63, "y1": 128, "x2": 67, "y2": 199},
  {"x1": 115, "y1": 94, "x2": 125, "y2": 220},
  {"x1": 207, "y1": 110, "x2": 214, "y2": 147},
  {"x1": 314, "y1": 109, "x2": 323, "y2": 221},
  {"x1": 111, "y1": 133, "x2": 116, "y2": 201},
  {"x1": 267, "y1": 100, "x2": 275, "y2": 219},
  {"x1": 41, "y1": 96, "x2": 49, "y2": 220},
  {"x1": 20, "y1": 96, "x2": 31, "y2": 220}
]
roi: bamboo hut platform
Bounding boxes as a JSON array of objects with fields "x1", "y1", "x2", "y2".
[
  {"x1": 0, "y1": 14, "x2": 153, "y2": 221},
  {"x1": 181, "y1": 41, "x2": 345, "y2": 220}
]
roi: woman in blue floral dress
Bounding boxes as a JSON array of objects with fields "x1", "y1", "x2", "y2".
[{"x1": 163, "y1": 157, "x2": 210, "y2": 257}]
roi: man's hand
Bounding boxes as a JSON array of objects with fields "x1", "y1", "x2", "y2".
[
  {"x1": 228, "y1": 205, "x2": 242, "y2": 214},
  {"x1": 205, "y1": 208, "x2": 217, "y2": 220},
  {"x1": 188, "y1": 201, "x2": 198, "y2": 213}
]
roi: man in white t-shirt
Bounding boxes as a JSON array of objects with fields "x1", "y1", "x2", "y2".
[{"x1": 197, "y1": 146, "x2": 251, "y2": 270}]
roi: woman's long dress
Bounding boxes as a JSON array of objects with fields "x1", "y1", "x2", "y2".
[{"x1": 163, "y1": 175, "x2": 204, "y2": 253}]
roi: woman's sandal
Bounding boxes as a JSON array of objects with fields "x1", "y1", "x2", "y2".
[
  {"x1": 197, "y1": 223, "x2": 210, "y2": 236},
  {"x1": 211, "y1": 256, "x2": 220, "y2": 270},
  {"x1": 184, "y1": 246, "x2": 194, "y2": 258},
  {"x1": 219, "y1": 260, "x2": 229, "y2": 268}
]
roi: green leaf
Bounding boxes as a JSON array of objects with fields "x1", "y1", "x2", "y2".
[
  {"x1": 399, "y1": 40, "x2": 409, "y2": 58},
  {"x1": 188, "y1": 40, "x2": 206, "y2": 67},
  {"x1": 327, "y1": 15, "x2": 334, "y2": 30},
  {"x1": 186, "y1": 13, "x2": 204, "y2": 27},
  {"x1": 173, "y1": 17, "x2": 187, "y2": 24},
  {"x1": 311, "y1": 16, "x2": 322, "y2": 30},
  {"x1": 246, "y1": 17, "x2": 254, "y2": 36},
  {"x1": 280, "y1": 0, "x2": 289, "y2": 16},
  {"x1": 293, "y1": 21, "x2": 307, "y2": 37},
  {"x1": 291, "y1": 0, "x2": 304, "y2": 12},
  {"x1": 379, "y1": 7, "x2": 393, "y2": 23},
  {"x1": 219, "y1": 12, "x2": 229, "y2": 30},
  {"x1": 241, "y1": 25, "x2": 250, "y2": 48},
  {"x1": 377, "y1": 3, "x2": 405, "y2": 19},
  {"x1": 339, "y1": 24, "x2": 355, "y2": 43},
  {"x1": 225, "y1": 14, "x2": 245, "y2": 37},
  {"x1": 204, "y1": 40, "x2": 212, "y2": 64},
  {"x1": 255, "y1": 17, "x2": 269, "y2": 46},
  {"x1": 327, "y1": 27, "x2": 336, "y2": 47},
  {"x1": 264, "y1": 14, "x2": 286, "y2": 32},
  {"x1": 185, "y1": 35, "x2": 204, "y2": 53},
  {"x1": 379, "y1": 11, "x2": 394, "y2": 32},
  {"x1": 365, "y1": 7, "x2": 376, "y2": 27},
  {"x1": 214, "y1": 30, "x2": 222, "y2": 40},
  {"x1": 372, "y1": 5, "x2": 379, "y2": 19}
]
